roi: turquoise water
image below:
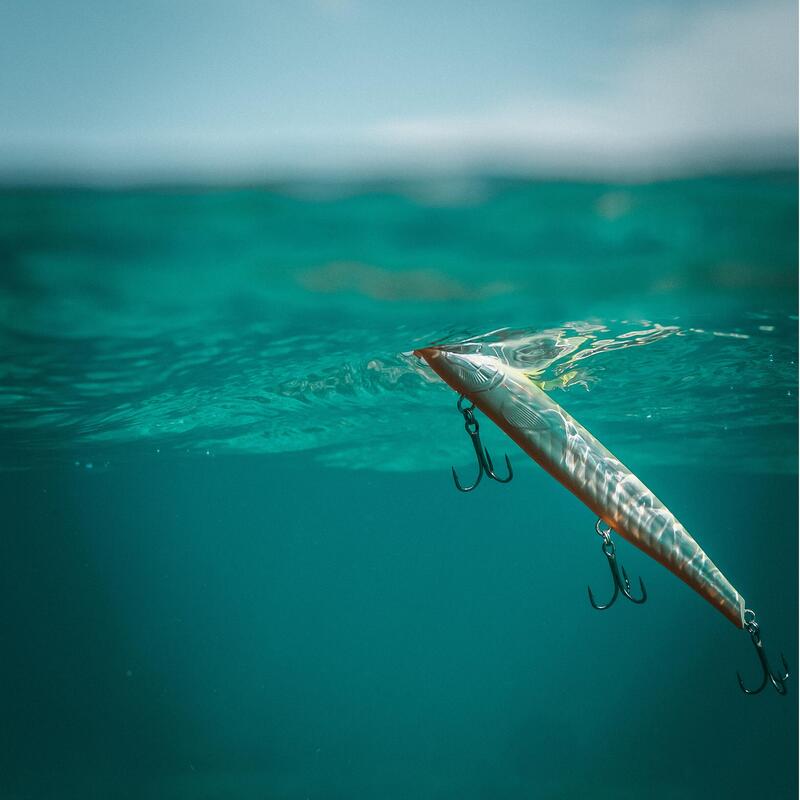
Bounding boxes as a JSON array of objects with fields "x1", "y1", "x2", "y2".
[{"x1": 1, "y1": 173, "x2": 797, "y2": 798}]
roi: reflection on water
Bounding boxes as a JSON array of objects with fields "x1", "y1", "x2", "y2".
[
  {"x1": 1, "y1": 317, "x2": 796, "y2": 473},
  {"x1": 0, "y1": 174, "x2": 797, "y2": 473},
  {"x1": 0, "y1": 174, "x2": 796, "y2": 477}
]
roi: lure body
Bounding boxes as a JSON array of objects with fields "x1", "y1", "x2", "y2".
[{"x1": 416, "y1": 345, "x2": 745, "y2": 628}]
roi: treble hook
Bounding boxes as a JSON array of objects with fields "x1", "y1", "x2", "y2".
[
  {"x1": 451, "y1": 395, "x2": 513, "y2": 492},
  {"x1": 588, "y1": 519, "x2": 647, "y2": 610},
  {"x1": 737, "y1": 609, "x2": 789, "y2": 695}
]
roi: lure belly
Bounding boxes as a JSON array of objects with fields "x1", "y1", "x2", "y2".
[{"x1": 416, "y1": 344, "x2": 746, "y2": 628}]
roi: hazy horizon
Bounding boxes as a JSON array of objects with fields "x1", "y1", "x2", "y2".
[{"x1": 1, "y1": 0, "x2": 796, "y2": 185}]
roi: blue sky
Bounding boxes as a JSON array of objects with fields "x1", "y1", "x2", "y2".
[{"x1": 1, "y1": 0, "x2": 796, "y2": 181}]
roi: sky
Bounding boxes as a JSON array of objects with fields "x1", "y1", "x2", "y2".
[{"x1": 0, "y1": 0, "x2": 797, "y2": 182}]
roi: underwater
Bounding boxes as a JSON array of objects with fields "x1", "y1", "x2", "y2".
[{"x1": 1, "y1": 174, "x2": 797, "y2": 799}]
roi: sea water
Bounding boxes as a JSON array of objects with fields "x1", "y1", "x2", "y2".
[{"x1": 1, "y1": 173, "x2": 797, "y2": 799}]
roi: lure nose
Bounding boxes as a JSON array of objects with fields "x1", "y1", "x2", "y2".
[
  {"x1": 414, "y1": 346, "x2": 451, "y2": 383},
  {"x1": 413, "y1": 346, "x2": 441, "y2": 363},
  {"x1": 415, "y1": 346, "x2": 503, "y2": 395}
]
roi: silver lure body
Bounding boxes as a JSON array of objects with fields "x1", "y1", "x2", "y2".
[{"x1": 416, "y1": 345, "x2": 745, "y2": 628}]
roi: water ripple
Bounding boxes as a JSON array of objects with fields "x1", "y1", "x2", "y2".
[{"x1": 0, "y1": 316, "x2": 795, "y2": 474}]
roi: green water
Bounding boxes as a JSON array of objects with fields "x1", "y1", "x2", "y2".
[{"x1": 1, "y1": 173, "x2": 797, "y2": 798}]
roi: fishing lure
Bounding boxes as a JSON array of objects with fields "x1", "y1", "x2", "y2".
[{"x1": 415, "y1": 342, "x2": 789, "y2": 695}]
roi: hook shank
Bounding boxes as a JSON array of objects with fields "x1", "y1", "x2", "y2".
[
  {"x1": 451, "y1": 395, "x2": 513, "y2": 492},
  {"x1": 587, "y1": 520, "x2": 647, "y2": 610},
  {"x1": 737, "y1": 611, "x2": 789, "y2": 695}
]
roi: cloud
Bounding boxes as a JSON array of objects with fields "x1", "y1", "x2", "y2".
[
  {"x1": 620, "y1": 0, "x2": 796, "y2": 140},
  {"x1": 366, "y1": 0, "x2": 797, "y2": 175}
]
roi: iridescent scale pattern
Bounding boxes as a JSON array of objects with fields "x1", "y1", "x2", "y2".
[{"x1": 417, "y1": 346, "x2": 745, "y2": 628}]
